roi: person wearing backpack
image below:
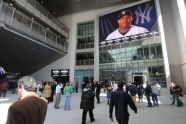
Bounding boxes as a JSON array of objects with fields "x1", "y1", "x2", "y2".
[
  {"x1": 172, "y1": 82, "x2": 184, "y2": 107},
  {"x1": 80, "y1": 82, "x2": 95, "y2": 124}
]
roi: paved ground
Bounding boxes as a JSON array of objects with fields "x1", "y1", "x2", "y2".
[{"x1": 0, "y1": 88, "x2": 186, "y2": 124}]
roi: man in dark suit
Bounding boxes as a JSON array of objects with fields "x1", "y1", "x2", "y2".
[
  {"x1": 109, "y1": 82, "x2": 137, "y2": 124},
  {"x1": 6, "y1": 76, "x2": 48, "y2": 124},
  {"x1": 95, "y1": 81, "x2": 101, "y2": 104},
  {"x1": 80, "y1": 83, "x2": 95, "y2": 124}
]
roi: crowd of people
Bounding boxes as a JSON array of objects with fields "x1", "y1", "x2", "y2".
[
  {"x1": 102, "y1": 80, "x2": 161, "y2": 106},
  {"x1": 36, "y1": 81, "x2": 79, "y2": 110},
  {"x1": 80, "y1": 80, "x2": 163, "y2": 124},
  {"x1": 1, "y1": 74, "x2": 185, "y2": 124}
]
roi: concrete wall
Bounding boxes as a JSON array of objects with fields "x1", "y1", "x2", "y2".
[
  {"x1": 170, "y1": 0, "x2": 186, "y2": 89},
  {"x1": 158, "y1": 0, "x2": 184, "y2": 88},
  {"x1": 32, "y1": 54, "x2": 71, "y2": 81}
]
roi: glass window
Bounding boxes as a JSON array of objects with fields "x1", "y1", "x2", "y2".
[
  {"x1": 120, "y1": 47, "x2": 126, "y2": 52},
  {"x1": 126, "y1": 47, "x2": 131, "y2": 52},
  {"x1": 157, "y1": 59, "x2": 164, "y2": 66},
  {"x1": 121, "y1": 61, "x2": 127, "y2": 68},
  {"x1": 99, "y1": 41, "x2": 166, "y2": 86},
  {"x1": 126, "y1": 51, "x2": 132, "y2": 61},
  {"x1": 137, "y1": 47, "x2": 143, "y2": 60},
  {"x1": 121, "y1": 42, "x2": 130, "y2": 48},
  {"x1": 131, "y1": 46, "x2": 137, "y2": 51},
  {"x1": 138, "y1": 61, "x2": 145, "y2": 67},
  {"x1": 156, "y1": 45, "x2": 163, "y2": 58},
  {"x1": 77, "y1": 21, "x2": 94, "y2": 49},
  {"x1": 132, "y1": 61, "x2": 138, "y2": 68},
  {"x1": 152, "y1": 67, "x2": 158, "y2": 76},
  {"x1": 143, "y1": 46, "x2": 149, "y2": 60},
  {"x1": 112, "y1": 44, "x2": 120, "y2": 50},
  {"x1": 150, "y1": 45, "x2": 156, "y2": 59},
  {"x1": 103, "y1": 45, "x2": 111, "y2": 51}
]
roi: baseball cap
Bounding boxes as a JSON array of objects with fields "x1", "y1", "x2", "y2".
[
  {"x1": 118, "y1": 10, "x2": 132, "y2": 19},
  {"x1": 18, "y1": 76, "x2": 36, "y2": 91}
]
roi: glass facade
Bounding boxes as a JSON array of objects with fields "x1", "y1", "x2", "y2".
[
  {"x1": 74, "y1": 70, "x2": 94, "y2": 88},
  {"x1": 75, "y1": 21, "x2": 95, "y2": 86},
  {"x1": 77, "y1": 21, "x2": 94, "y2": 49},
  {"x1": 99, "y1": 37, "x2": 166, "y2": 86}
]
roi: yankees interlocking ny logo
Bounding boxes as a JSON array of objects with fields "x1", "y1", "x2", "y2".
[{"x1": 134, "y1": 3, "x2": 153, "y2": 25}]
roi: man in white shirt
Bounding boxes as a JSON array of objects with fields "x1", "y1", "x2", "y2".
[
  {"x1": 151, "y1": 83, "x2": 159, "y2": 106},
  {"x1": 106, "y1": 10, "x2": 149, "y2": 40},
  {"x1": 54, "y1": 82, "x2": 63, "y2": 109}
]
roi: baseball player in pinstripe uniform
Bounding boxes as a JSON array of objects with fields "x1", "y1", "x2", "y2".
[{"x1": 106, "y1": 10, "x2": 148, "y2": 40}]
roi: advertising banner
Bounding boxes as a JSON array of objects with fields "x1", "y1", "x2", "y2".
[{"x1": 99, "y1": 0, "x2": 159, "y2": 46}]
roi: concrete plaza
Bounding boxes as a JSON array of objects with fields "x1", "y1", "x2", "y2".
[{"x1": 0, "y1": 89, "x2": 186, "y2": 124}]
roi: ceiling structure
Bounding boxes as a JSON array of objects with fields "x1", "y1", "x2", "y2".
[
  {"x1": 0, "y1": 27, "x2": 65, "y2": 75},
  {"x1": 0, "y1": 0, "x2": 140, "y2": 76},
  {"x1": 36, "y1": 0, "x2": 140, "y2": 17}
]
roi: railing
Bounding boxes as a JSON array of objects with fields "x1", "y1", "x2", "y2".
[
  {"x1": 76, "y1": 59, "x2": 94, "y2": 66},
  {"x1": 0, "y1": 2, "x2": 68, "y2": 53},
  {"x1": 77, "y1": 42, "x2": 94, "y2": 49},
  {"x1": 24, "y1": 0, "x2": 69, "y2": 37}
]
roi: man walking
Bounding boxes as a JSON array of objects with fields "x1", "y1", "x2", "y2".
[
  {"x1": 54, "y1": 82, "x2": 63, "y2": 109},
  {"x1": 144, "y1": 81, "x2": 153, "y2": 107},
  {"x1": 95, "y1": 81, "x2": 101, "y2": 104},
  {"x1": 80, "y1": 82, "x2": 95, "y2": 124},
  {"x1": 109, "y1": 82, "x2": 137, "y2": 124},
  {"x1": 6, "y1": 76, "x2": 48, "y2": 124},
  {"x1": 151, "y1": 83, "x2": 159, "y2": 106}
]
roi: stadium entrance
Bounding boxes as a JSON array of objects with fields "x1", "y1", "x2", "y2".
[
  {"x1": 99, "y1": 37, "x2": 166, "y2": 86},
  {"x1": 133, "y1": 75, "x2": 146, "y2": 84}
]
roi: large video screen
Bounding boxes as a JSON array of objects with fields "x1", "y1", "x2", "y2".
[{"x1": 99, "y1": 0, "x2": 159, "y2": 46}]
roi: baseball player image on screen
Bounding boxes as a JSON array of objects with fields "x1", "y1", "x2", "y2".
[{"x1": 106, "y1": 10, "x2": 149, "y2": 40}]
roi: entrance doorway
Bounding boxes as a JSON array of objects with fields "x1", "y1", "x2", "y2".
[
  {"x1": 133, "y1": 75, "x2": 146, "y2": 84},
  {"x1": 52, "y1": 76, "x2": 69, "y2": 83}
]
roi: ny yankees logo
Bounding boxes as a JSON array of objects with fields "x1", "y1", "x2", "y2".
[{"x1": 134, "y1": 3, "x2": 153, "y2": 25}]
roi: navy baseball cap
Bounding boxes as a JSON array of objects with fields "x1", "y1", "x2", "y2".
[{"x1": 118, "y1": 10, "x2": 132, "y2": 19}]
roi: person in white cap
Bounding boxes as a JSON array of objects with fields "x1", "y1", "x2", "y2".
[
  {"x1": 106, "y1": 10, "x2": 149, "y2": 40},
  {"x1": 0, "y1": 66, "x2": 5, "y2": 75},
  {"x1": 6, "y1": 76, "x2": 48, "y2": 124}
]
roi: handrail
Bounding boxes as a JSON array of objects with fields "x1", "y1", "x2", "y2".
[
  {"x1": 25, "y1": 0, "x2": 69, "y2": 37},
  {"x1": 76, "y1": 59, "x2": 94, "y2": 66},
  {"x1": 0, "y1": 2, "x2": 68, "y2": 53},
  {"x1": 77, "y1": 42, "x2": 94, "y2": 49}
]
